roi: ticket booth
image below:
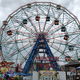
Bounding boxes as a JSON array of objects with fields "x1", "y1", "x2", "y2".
[{"x1": 39, "y1": 70, "x2": 58, "y2": 80}]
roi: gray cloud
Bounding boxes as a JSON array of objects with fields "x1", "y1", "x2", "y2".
[{"x1": 0, "y1": 0, "x2": 80, "y2": 25}]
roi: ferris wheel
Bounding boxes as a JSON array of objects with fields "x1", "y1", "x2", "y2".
[{"x1": 0, "y1": 2, "x2": 80, "y2": 69}]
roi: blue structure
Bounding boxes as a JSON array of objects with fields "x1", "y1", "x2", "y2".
[{"x1": 23, "y1": 34, "x2": 60, "y2": 73}]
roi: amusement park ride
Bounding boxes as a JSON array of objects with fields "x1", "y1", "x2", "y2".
[{"x1": 0, "y1": 2, "x2": 80, "y2": 79}]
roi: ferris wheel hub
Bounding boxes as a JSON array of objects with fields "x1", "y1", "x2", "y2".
[{"x1": 35, "y1": 32, "x2": 48, "y2": 39}]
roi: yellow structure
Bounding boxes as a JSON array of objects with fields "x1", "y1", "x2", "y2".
[{"x1": 39, "y1": 70, "x2": 58, "y2": 80}]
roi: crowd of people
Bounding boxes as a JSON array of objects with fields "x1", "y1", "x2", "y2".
[{"x1": 0, "y1": 71, "x2": 24, "y2": 80}]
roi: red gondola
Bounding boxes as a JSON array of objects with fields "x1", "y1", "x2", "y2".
[
  {"x1": 65, "y1": 56, "x2": 71, "y2": 61},
  {"x1": 35, "y1": 16, "x2": 40, "y2": 21},
  {"x1": 7, "y1": 30, "x2": 13, "y2": 36},
  {"x1": 64, "y1": 34, "x2": 69, "y2": 40},
  {"x1": 54, "y1": 19, "x2": 59, "y2": 25}
]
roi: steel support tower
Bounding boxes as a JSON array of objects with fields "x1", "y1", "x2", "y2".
[{"x1": 23, "y1": 33, "x2": 60, "y2": 73}]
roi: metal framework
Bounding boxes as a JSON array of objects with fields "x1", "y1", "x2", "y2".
[
  {"x1": 0, "y1": 2, "x2": 80, "y2": 73},
  {"x1": 23, "y1": 33, "x2": 60, "y2": 73}
]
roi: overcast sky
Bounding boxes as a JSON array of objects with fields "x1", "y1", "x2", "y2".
[{"x1": 0, "y1": 0, "x2": 80, "y2": 26}]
